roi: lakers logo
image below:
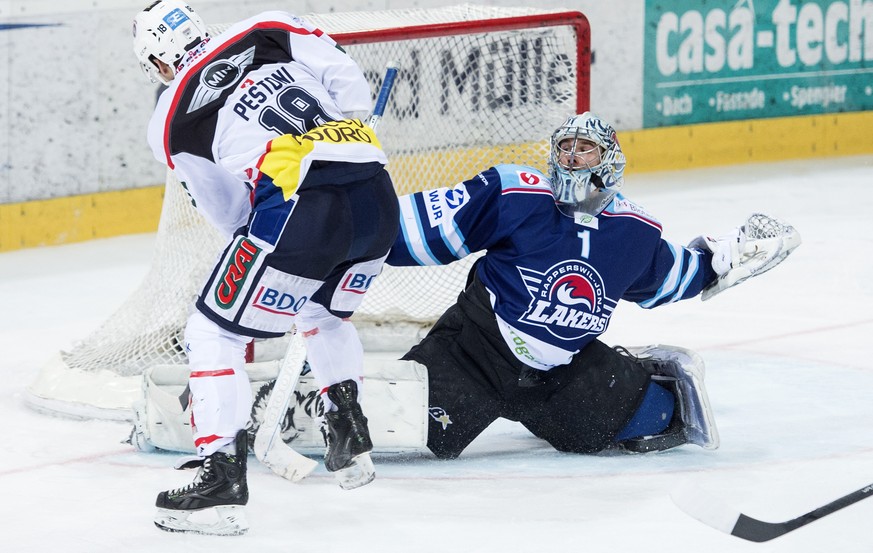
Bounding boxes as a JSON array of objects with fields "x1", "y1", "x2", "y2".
[{"x1": 518, "y1": 260, "x2": 615, "y2": 340}]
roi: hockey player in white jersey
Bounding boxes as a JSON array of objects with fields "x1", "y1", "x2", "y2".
[
  {"x1": 388, "y1": 112, "x2": 800, "y2": 460},
  {"x1": 132, "y1": 0, "x2": 399, "y2": 535}
]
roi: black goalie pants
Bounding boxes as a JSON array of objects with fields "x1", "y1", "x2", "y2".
[{"x1": 403, "y1": 273, "x2": 651, "y2": 459}]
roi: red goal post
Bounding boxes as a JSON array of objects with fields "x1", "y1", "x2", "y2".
[{"x1": 26, "y1": 5, "x2": 590, "y2": 420}]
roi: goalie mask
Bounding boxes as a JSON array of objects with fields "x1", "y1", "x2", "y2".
[
  {"x1": 132, "y1": 0, "x2": 208, "y2": 85},
  {"x1": 547, "y1": 112, "x2": 626, "y2": 217}
]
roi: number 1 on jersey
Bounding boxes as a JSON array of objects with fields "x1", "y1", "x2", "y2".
[{"x1": 577, "y1": 230, "x2": 591, "y2": 258}]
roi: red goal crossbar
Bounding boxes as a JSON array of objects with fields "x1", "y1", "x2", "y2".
[{"x1": 332, "y1": 11, "x2": 590, "y2": 114}]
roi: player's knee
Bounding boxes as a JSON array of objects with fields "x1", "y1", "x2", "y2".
[
  {"x1": 184, "y1": 311, "x2": 249, "y2": 369},
  {"x1": 185, "y1": 310, "x2": 247, "y2": 343},
  {"x1": 297, "y1": 301, "x2": 344, "y2": 333}
]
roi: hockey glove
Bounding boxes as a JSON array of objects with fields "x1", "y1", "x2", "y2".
[{"x1": 689, "y1": 213, "x2": 801, "y2": 301}]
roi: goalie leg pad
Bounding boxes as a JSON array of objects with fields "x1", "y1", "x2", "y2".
[
  {"x1": 133, "y1": 356, "x2": 429, "y2": 455},
  {"x1": 617, "y1": 345, "x2": 719, "y2": 452},
  {"x1": 134, "y1": 361, "x2": 282, "y2": 454},
  {"x1": 130, "y1": 399, "x2": 157, "y2": 453}
]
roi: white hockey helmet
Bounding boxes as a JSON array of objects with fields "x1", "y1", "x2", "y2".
[
  {"x1": 132, "y1": 0, "x2": 208, "y2": 85},
  {"x1": 547, "y1": 112, "x2": 626, "y2": 217}
]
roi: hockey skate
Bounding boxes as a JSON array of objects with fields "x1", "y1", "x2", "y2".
[
  {"x1": 618, "y1": 345, "x2": 720, "y2": 453},
  {"x1": 323, "y1": 379, "x2": 375, "y2": 490},
  {"x1": 154, "y1": 429, "x2": 249, "y2": 536}
]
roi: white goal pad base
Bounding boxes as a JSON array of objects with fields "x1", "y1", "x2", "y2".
[{"x1": 132, "y1": 353, "x2": 428, "y2": 455}]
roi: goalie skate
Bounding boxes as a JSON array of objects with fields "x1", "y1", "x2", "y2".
[
  {"x1": 153, "y1": 429, "x2": 249, "y2": 535},
  {"x1": 323, "y1": 379, "x2": 376, "y2": 490}
]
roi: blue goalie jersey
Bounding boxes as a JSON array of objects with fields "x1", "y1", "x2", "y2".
[{"x1": 387, "y1": 164, "x2": 718, "y2": 370}]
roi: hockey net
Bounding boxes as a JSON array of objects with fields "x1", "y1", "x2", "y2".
[{"x1": 26, "y1": 4, "x2": 589, "y2": 420}]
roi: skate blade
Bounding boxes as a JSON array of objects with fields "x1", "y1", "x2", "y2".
[
  {"x1": 154, "y1": 505, "x2": 249, "y2": 536},
  {"x1": 334, "y1": 452, "x2": 375, "y2": 490}
]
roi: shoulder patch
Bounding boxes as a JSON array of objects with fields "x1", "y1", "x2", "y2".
[
  {"x1": 602, "y1": 196, "x2": 662, "y2": 231},
  {"x1": 494, "y1": 165, "x2": 553, "y2": 196},
  {"x1": 423, "y1": 184, "x2": 469, "y2": 228}
]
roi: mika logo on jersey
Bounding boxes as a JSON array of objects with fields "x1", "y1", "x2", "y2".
[{"x1": 518, "y1": 260, "x2": 610, "y2": 340}]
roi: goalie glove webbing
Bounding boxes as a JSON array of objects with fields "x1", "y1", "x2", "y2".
[{"x1": 701, "y1": 213, "x2": 801, "y2": 301}]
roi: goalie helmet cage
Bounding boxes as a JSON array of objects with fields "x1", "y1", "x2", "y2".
[{"x1": 26, "y1": 4, "x2": 590, "y2": 420}]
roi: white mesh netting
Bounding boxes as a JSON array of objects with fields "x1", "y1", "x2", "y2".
[{"x1": 27, "y1": 4, "x2": 588, "y2": 418}]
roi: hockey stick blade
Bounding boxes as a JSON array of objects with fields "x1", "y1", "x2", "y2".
[
  {"x1": 253, "y1": 331, "x2": 318, "y2": 482},
  {"x1": 365, "y1": 61, "x2": 398, "y2": 132},
  {"x1": 671, "y1": 481, "x2": 873, "y2": 542}
]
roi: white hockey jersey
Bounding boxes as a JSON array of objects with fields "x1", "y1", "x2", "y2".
[{"x1": 146, "y1": 11, "x2": 385, "y2": 237}]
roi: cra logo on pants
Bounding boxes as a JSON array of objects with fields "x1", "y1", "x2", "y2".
[{"x1": 215, "y1": 238, "x2": 261, "y2": 309}]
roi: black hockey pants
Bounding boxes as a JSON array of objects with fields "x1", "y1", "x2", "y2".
[{"x1": 404, "y1": 271, "x2": 651, "y2": 459}]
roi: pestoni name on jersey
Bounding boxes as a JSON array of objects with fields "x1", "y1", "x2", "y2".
[{"x1": 232, "y1": 66, "x2": 296, "y2": 121}]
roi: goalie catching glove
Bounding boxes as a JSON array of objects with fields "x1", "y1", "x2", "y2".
[{"x1": 690, "y1": 213, "x2": 801, "y2": 301}]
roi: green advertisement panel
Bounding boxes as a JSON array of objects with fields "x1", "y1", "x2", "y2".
[{"x1": 643, "y1": 0, "x2": 873, "y2": 127}]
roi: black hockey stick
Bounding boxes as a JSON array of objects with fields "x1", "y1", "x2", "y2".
[{"x1": 671, "y1": 481, "x2": 873, "y2": 542}]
